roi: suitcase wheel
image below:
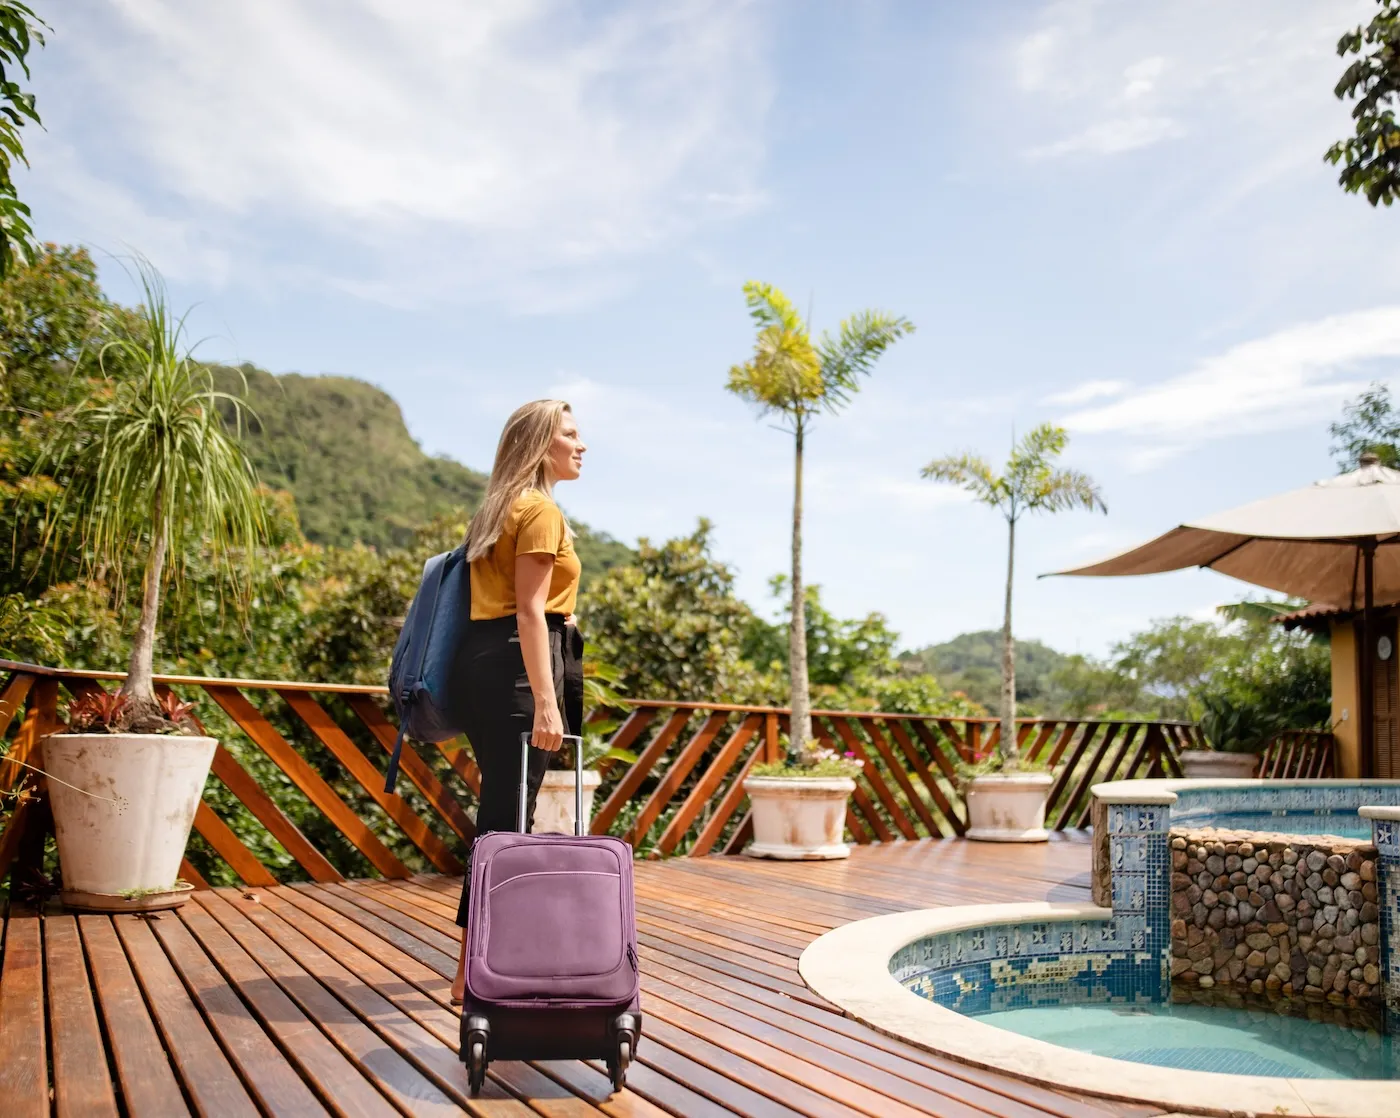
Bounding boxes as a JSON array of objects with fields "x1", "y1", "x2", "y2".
[
  {"x1": 608, "y1": 1038, "x2": 630, "y2": 1092},
  {"x1": 608, "y1": 1013, "x2": 638, "y2": 1093},
  {"x1": 464, "y1": 1016, "x2": 490, "y2": 1095},
  {"x1": 467, "y1": 1039, "x2": 486, "y2": 1094}
]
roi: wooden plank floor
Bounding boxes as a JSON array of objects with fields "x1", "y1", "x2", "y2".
[{"x1": 0, "y1": 838, "x2": 1168, "y2": 1117}]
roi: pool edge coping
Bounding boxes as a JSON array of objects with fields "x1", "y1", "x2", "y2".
[
  {"x1": 1091, "y1": 776, "x2": 1400, "y2": 806},
  {"x1": 797, "y1": 903, "x2": 1399, "y2": 1118}
]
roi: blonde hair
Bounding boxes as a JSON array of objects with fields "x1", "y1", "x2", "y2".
[{"x1": 465, "y1": 399, "x2": 573, "y2": 562}]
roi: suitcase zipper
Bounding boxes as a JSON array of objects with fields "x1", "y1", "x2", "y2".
[{"x1": 626, "y1": 943, "x2": 637, "y2": 972}]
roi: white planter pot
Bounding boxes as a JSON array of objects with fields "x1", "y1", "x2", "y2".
[
  {"x1": 533, "y1": 769, "x2": 603, "y2": 835},
  {"x1": 743, "y1": 776, "x2": 855, "y2": 860},
  {"x1": 1178, "y1": 751, "x2": 1258, "y2": 779},
  {"x1": 42, "y1": 732, "x2": 217, "y2": 911},
  {"x1": 965, "y1": 772, "x2": 1054, "y2": 842}
]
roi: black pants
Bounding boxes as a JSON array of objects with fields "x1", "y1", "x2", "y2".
[{"x1": 453, "y1": 612, "x2": 583, "y2": 927}]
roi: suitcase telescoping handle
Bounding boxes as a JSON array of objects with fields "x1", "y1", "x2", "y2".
[{"x1": 519, "y1": 733, "x2": 585, "y2": 835}]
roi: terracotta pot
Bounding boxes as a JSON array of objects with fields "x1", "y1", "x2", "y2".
[
  {"x1": 965, "y1": 772, "x2": 1054, "y2": 842},
  {"x1": 532, "y1": 768, "x2": 603, "y2": 835},
  {"x1": 1178, "y1": 751, "x2": 1258, "y2": 780},
  {"x1": 742, "y1": 775, "x2": 856, "y2": 860},
  {"x1": 42, "y1": 732, "x2": 217, "y2": 911}
]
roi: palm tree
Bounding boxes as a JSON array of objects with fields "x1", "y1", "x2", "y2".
[
  {"x1": 922, "y1": 424, "x2": 1105, "y2": 769},
  {"x1": 36, "y1": 261, "x2": 267, "y2": 727},
  {"x1": 727, "y1": 282, "x2": 913, "y2": 758}
]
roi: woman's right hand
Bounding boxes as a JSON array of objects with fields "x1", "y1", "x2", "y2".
[{"x1": 531, "y1": 702, "x2": 564, "y2": 752}]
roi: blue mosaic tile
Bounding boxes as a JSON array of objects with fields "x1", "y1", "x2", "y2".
[
  {"x1": 901, "y1": 945, "x2": 1165, "y2": 1013},
  {"x1": 1379, "y1": 851, "x2": 1399, "y2": 1037},
  {"x1": 1113, "y1": 835, "x2": 1149, "y2": 870},
  {"x1": 1108, "y1": 805, "x2": 1168, "y2": 835},
  {"x1": 1112, "y1": 872, "x2": 1148, "y2": 913}
]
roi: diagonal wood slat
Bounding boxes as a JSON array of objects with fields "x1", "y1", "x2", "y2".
[
  {"x1": 151, "y1": 681, "x2": 340, "y2": 884},
  {"x1": 190, "y1": 800, "x2": 277, "y2": 888},
  {"x1": 813, "y1": 719, "x2": 893, "y2": 842},
  {"x1": 652, "y1": 713, "x2": 761, "y2": 858},
  {"x1": 1055, "y1": 722, "x2": 1122, "y2": 830},
  {"x1": 689, "y1": 742, "x2": 766, "y2": 858},
  {"x1": 343, "y1": 694, "x2": 475, "y2": 843},
  {"x1": 0, "y1": 671, "x2": 35, "y2": 743},
  {"x1": 591, "y1": 708, "x2": 692, "y2": 836},
  {"x1": 0, "y1": 678, "x2": 56, "y2": 794},
  {"x1": 860, "y1": 718, "x2": 942, "y2": 836},
  {"x1": 281, "y1": 690, "x2": 463, "y2": 874},
  {"x1": 626, "y1": 711, "x2": 729, "y2": 848},
  {"x1": 830, "y1": 717, "x2": 918, "y2": 840},
  {"x1": 208, "y1": 743, "x2": 344, "y2": 883},
  {"x1": 880, "y1": 718, "x2": 961, "y2": 836},
  {"x1": 205, "y1": 685, "x2": 410, "y2": 879}
]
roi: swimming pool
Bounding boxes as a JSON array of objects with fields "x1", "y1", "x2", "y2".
[
  {"x1": 801, "y1": 902, "x2": 1400, "y2": 1116},
  {"x1": 1189, "y1": 810, "x2": 1371, "y2": 840},
  {"x1": 968, "y1": 999, "x2": 1395, "y2": 1080}
]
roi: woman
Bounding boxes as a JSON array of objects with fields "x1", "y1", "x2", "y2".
[{"x1": 450, "y1": 399, "x2": 586, "y2": 1004}]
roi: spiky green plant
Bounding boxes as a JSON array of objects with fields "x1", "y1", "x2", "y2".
[
  {"x1": 34, "y1": 261, "x2": 268, "y2": 727},
  {"x1": 726, "y1": 282, "x2": 913, "y2": 760},
  {"x1": 922, "y1": 424, "x2": 1105, "y2": 770}
]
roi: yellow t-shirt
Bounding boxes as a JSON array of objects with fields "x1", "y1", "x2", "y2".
[{"x1": 470, "y1": 492, "x2": 582, "y2": 620}]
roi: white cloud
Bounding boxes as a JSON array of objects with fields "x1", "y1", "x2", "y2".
[
  {"x1": 1060, "y1": 306, "x2": 1400, "y2": 447},
  {"x1": 1030, "y1": 115, "x2": 1183, "y2": 159},
  {"x1": 31, "y1": 0, "x2": 770, "y2": 306},
  {"x1": 1013, "y1": 0, "x2": 1370, "y2": 164},
  {"x1": 1122, "y1": 56, "x2": 1166, "y2": 101},
  {"x1": 1042, "y1": 379, "x2": 1127, "y2": 406}
]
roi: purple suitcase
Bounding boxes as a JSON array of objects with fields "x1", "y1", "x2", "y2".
[{"x1": 460, "y1": 734, "x2": 641, "y2": 1094}]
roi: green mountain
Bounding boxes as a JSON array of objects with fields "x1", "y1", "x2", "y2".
[
  {"x1": 900, "y1": 630, "x2": 1071, "y2": 714},
  {"x1": 212, "y1": 363, "x2": 633, "y2": 577}
]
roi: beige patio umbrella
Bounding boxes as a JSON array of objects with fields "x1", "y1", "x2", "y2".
[{"x1": 1052, "y1": 453, "x2": 1400, "y2": 773}]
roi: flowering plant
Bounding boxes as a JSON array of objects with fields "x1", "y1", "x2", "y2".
[{"x1": 751, "y1": 738, "x2": 864, "y2": 779}]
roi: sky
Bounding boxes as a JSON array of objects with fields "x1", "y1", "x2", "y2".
[{"x1": 22, "y1": 0, "x2": 1400, "y2": 658}]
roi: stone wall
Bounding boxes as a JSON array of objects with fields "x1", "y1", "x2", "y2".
[{"x1": 1169, "y1": 827, "x2": 1382, "y2": 1008}]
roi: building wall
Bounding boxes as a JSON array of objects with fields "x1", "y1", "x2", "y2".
[{"x1": 1331, "y1": 619, "x2": 1360, "y2": 778}]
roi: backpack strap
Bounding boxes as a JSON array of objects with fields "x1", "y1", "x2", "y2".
[
  {"x1": 384, "y1": 546, "x2": 461, "y2": 793},
  {"x1": 384, "y1": 725, "x2": 408, "y2": 795}
]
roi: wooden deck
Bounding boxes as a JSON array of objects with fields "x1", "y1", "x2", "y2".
[{"x1": 0, "y1": 837, "x2": 1166, "y2": 1118}]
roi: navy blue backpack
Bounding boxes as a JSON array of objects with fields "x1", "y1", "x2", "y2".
[{"x1": 385, "y1": 544, "x2": 470, "y2": 792}]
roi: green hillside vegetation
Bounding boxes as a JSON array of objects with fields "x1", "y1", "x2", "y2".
[
  {"x1": 210, "y1": 363, "x2": 633, "y2": 578},
  {"x1": 210, "y1": 365, "x2": 485, "y2": 549},
  {"x1": 901, "y1": 629, "x2": 1071, "y2": 714}
]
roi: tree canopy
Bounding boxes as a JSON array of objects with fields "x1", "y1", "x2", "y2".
[
  {"x1": 1329, "y1": 382, "x2": 1400, "y2": 469},
  {"x1": 0, "y1": 2, "x2": 43, "y2": 277},
  {"x1": 1326, "y1": 1, "x2": 1400, "y2": 207},
  {"x1": 726, "y1": 279, "x2": 913, "y2": 759}
]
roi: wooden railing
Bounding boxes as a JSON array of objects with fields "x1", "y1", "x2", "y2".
[
  {"x1": 1258, "y1": 730, "x2": 1336, "y2": 779},
  {"x1": 1, "y1": 660, "x2": 1193, "y2": 891}
]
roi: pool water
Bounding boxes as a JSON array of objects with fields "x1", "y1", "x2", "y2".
[
  {"x1": 1192, "y1": 811, "x2": 1372, "y2": 840},
  {"x1": 969, "y1": 1001, "x2": 1395, "y2": 1079}
]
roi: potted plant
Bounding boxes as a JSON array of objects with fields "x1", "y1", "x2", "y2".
[
  {"x1": 42, "y1": 690, "x2": 215, "y2": 911},
  {"x1": 743, "y1": 736, "x2": 864, "y2": 859},
  {"x1": 922, "y1": 425, "x2": 1104, "y2": 842},
  {"x1": 1179, "y1": 695, "x2": 1275, "y2": 779},
  {"x1": 33, "y1": 262, "x2": 268, "y2": 911},
  {"x1": 957, "y1": 749, "x2": 1056, "y2": 842}
]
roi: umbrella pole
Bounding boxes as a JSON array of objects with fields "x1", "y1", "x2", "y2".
[{"x1": 1360, "y1": 539, "x2": 1377, "y2": 778}]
